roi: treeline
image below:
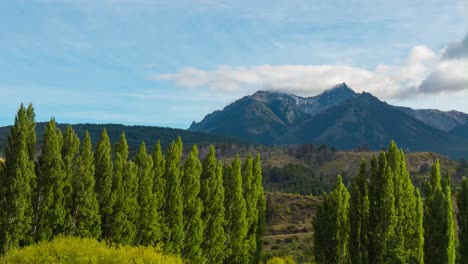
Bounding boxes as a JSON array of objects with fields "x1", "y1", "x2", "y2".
[
  {"x1": 313, "y1": 141, "x2": 468, "y2": 264},
  {"x1": 0, "y1": 104, "x2": 266, "y2": 264}
]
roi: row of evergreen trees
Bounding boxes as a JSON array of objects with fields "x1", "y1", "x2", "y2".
[
  {"x1": 0, "y1": 104, "x2": 266, "y2": 264},
  {"x1": 313, "y1": 141, "x2": 468, "y2": 264}
]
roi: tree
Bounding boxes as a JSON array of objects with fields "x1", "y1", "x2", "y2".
[
  {"x1": 0, "y1": 104, "x2": 36, "y2": 252},
  {"x1": 34, "y1": 119, "x2": 66, "y2": 241},
  {"x1": 181, "y1": 145, "x2": 204, "y2": 263},
  {"x1": 151, "y1": 140, "x2": 165, "y2": 244},
  {"x1": 61, "y1": 125, "x2": 80, "y2": 235},
  {"x1": 200, "y1": 146, "x2": 226, "y2": 264},
  {"x1": 349, "y1": 160, "x2": 369, "y2": 264},
  {"x1": 253, "y1": 153, "x2": 266, "y2": 264},
  {"x1": 458, "y1": 177, "x2": 468, "y2": 263},
  {"x1": 224, "y1": 155, "x2": 248, "y2": 263},
  {"x1": 163, "y1": 138, "x2": 184, "y2": 254},
  {"x1": 242, "y1": 154, "x2": 258, "y2": 263},
  {"x1": 134, "y1": 142, "x2": 158, "y2": 246},
  {"x1": 313, "y1": 175, "x2": 350, "y2": 264},
  {"x1": 424, "y1": 160, "x2": 456, "y2": 264},
  {"x1": 94, "y1": 128, "x2": 114, "y2": 240},
  {"x1": 71, "y1": 131, "x2": 101, "y2": 238}
]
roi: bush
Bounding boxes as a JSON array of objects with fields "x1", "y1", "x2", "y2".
[
  {"x1": 0, "y1": 236, "x2": 182, "y2": 264},
  {"x1": 266, "y1": 256, "x2": 296, "y2": 264}
]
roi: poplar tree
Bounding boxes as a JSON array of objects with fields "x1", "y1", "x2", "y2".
[
  {"x1": 34, "y1": 119, "x2": 66, "y2": 241},
  {"x1": 163, "y1": 137, "x2": 184, "y2": 254},
  {"x1": 110, "y1": 132, "x2": 132, "y2": 244},
  {"x1": 224, "y1": 155, "x2": 248, "y2": 263},
  {"x1": 71, "y1": 131, "x2": 101, "y2": 238},
  {"x1": 61, "y1": 125, "x2": 80, "y2": 235},
  {"x1": 134, "y1": 142, "x2": 158, "y2": 246},
  {"x1": 151, "y1": 140, "x2": 166, "y2": 244},
  {"x1": 253, "y1": 153, "x2": 266, "y2": 264},
  {"x1": 181, "y1": 145, "x2": 204, "y2": 263},
  {"x1": 122, "y1": 160, "x2": 139, "y2": 244},
  {"x1": 94, "y1": 128, "x2": 114, "y2": 239},
  {"x1": 458, "y1": 177, "x2": 468, "y2": 263},
  {"x1": 200, "y1": 146, "x2": 226, "y2": 264},
  {"x1": 242, "y1": 154, "x2": 258, "y2": 263},
  {"x1": 424, "y1": 160, "x2": 456, "y2": 264},
  {"x1": 313, "y1": 175, "x2": 350, "y2": 264},
  {"x1": 349, "y1": 160, "x2": 369, "y2": 264},
  {"x1": 0, "y1": 104, "x2": 36, "y2": 252}
]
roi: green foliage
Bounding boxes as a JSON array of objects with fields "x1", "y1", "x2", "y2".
[
  {"x1": 266, "y1": 256, "x2": 296, "y2": 264},
  {"x1": 94, "y1": 129, "x2": 114, "y2": 240},
  {"x1": 0, "y1": 236, "x2": 183, "y2": 264},
  {"x1": 181, "y1": 145, "x2": 204, "y2": 263},
  {"x1": 151, "y1": 140, "x2": 165, "y2": 244},
  {"x1": 134, "y1": 142, "x2": 158, "y2": 246},
  {"x1": 61, "y1": 125, "x2": 80, "y2": 235},
  {"x1": 34, "y1": 119, "x2": 66, "y2": 241},
  {"x1": 313, "y1": 175, "x2": 350, "y2": 264},
  {"x1": 163, "y1": 138, "x2": 184, "y2": 254},
  {"x1": 71, "y1": 132, "x2": 101, "y2": 239},
  {"x1": 200, "y1": 146, "x2": 226, "y2": 264},
  {"x1": 224, "y1": 155, "x2": 248, "y2": 263},
  {"x1": 458, "y1": 177, "x2": 468, "y2": 263},
  {"x1": 253, "y1": 153, "x2": 266, "y2": 263},
  {"x1": 424, "y1": 160, "x2": 456, "y2": 264},
  {"x1": 1, "y1": 104, "x2": 36, "y2": 252}
]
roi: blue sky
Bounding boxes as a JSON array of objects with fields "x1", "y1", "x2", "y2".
[{"x1": 0, "y1": 0, "x2": 467, "y2": 128}]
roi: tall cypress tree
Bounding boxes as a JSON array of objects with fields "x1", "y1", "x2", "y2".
[
  {"x1": 224, "y1": 155, "x2": 248, "y2": 263},
  {"x1": 110, "y1": 132, "x2": 132, "y2": 244},
  {"x1": 349, "y1": 160, "x2": 369, "y2": 264},
  {"x1": 181, "y1": 145, "x2": 204, "y2": 263},
  {"x1": 151, "y1": 140, "x2": 165, "y2": 244},
  {"x1": 368, "y1": 153, "x2": 397, "y2": 263},
  {"x1": 253, "y1": 153, "x2": 266, "y2": 264},
  {"x1": 457, "y1": 177, "x2": 468, "y2": 263},
  {"x1": 134, "y1": 142, "x2": 158, "y2": 246},
  {"x1": 313, "y1": 175, "x2": 350, "y2": 264},
  {"x1": 200, "y1": 146, "x2": 226, "y2": 264},
  {"x1": 0, "y1": 104, "x2": 36, "y2": 252},
  {"x1": 94, "y1": 128, "x2": 114, "y2": 240},
  {"x1": 34, "y1": 119, "x2": 66, "y2": 241},
  {"x1": 163, "y1": 137, "x2": 184, "y2": 254},
  {"x1": 61, "y1": 125, "x2": 80, "y2": 235},
  {"x1": 424, "y1": 160, "x2": 456, "y2": 264},
  {"x1": 71, "y1": 131, "x2": 101, "y2": 238}
]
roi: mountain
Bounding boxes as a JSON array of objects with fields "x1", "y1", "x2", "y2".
[
  {"x1": 189, "y1": 84, "x2": 468, "y2": 158},
  {"x1": 0, "y1": 123, "x2": 243, "y2": 156}
]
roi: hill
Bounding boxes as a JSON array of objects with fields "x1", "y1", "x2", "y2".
[{"x1": 189, "y1": 84, "x2": 468, "y2": 158}]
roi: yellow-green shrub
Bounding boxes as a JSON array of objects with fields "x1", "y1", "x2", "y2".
[
  {"x1": 266, "y1": 255, "x2": 296, "y2": 264},
  {"x1": 0, "y1": 236, "x2": 183, "y2": 264}
]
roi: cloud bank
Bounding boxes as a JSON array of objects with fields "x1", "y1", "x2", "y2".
[{"x1": 153, "y1": 36, "x2": 468, "y2": 99}]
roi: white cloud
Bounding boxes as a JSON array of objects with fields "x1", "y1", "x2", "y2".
[{"x1": 152, "y1": 37, "x2": 468, "y2": 100}]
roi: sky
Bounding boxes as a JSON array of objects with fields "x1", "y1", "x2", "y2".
[{"x1": 0, "y1": 0, "x2": 467, "y2": 128}]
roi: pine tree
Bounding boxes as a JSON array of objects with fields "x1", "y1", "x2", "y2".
[
  {"x1": 349, "y1": 160, "x2": 369, "y2": 264},
  {"x1": 368, "y1": 153, "x2": 397, "y2": 263},
  {"x1": 253, "y1": 153, "x2": 266, "y2": 264},
  {"x1": 134, "y1": 142, "x2": 158, "y2": 246},
  {"x1": 94, "y1": 128, "x2": 114, "y2": 240},
  {"x1": 61, "y1": 125, "x2": 80, "y2": 235},
  {"x1": 151, "y1": 140, "x2": 165, "y2": 244},
  {"x1": 181, "y1": 145, "x2": 204, "y2": 263},
  {"x1": 33, "y1": 119, "x2": 66, "y2": 241},
  {"x1": 457, "y1": 177, "x2": 468, "y2": 263},
  {"x1": 424, "y1": 160, "x2": 456, "y2": 264},
  {"x1": 200, "y1": 146, "x2": 226, "y2": 264},
  {"x1": 0, "y1": 104, "x2": 36, "y2": 252},
  {"x1": 71, "y1": 131, "x2": 101, "y2": 238},
  {"x1": 162, "y1": 137, "x2": 184, "y2": 254},
  {"x1": 224, "y1": 155, "x2": 248, "y2": 263},
  {"x1": 313, "y1": 175, "x2": 350, "y2": 264},
  {"x1": 109, "y1": 132, "x2": 133, "y2": 244}
]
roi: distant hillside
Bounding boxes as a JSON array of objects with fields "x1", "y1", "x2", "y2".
[
  {"x1": 0, "y1": 122, "x2": 244, "y2": 155},
  {"x1": 190, "y1": 83, "x2": 468, "y2": 158}
]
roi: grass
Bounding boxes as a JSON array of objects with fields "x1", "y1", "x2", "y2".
[{"x1": 0, "y1": 236, "x2": 182, "y2": 264}]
